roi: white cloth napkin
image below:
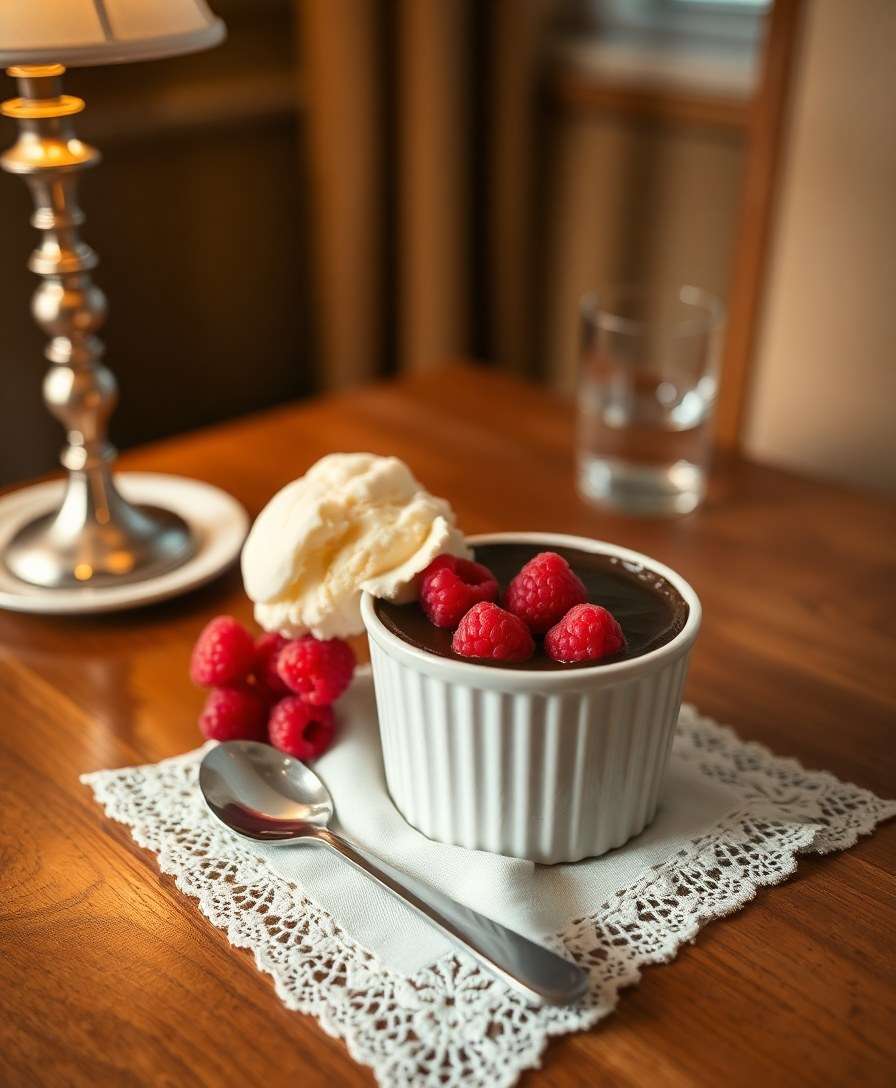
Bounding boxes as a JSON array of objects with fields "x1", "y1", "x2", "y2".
[
  {"x1": 270, "y1": 668, "x2": 739, "y2": 976},
  {"x1": 83, "y1": 668, "x2": 896, "y2": 1088}
]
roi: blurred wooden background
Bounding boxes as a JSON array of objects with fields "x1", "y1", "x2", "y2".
[{"x1": 1, "y1": 0, "x2": 893, "y2": 495}]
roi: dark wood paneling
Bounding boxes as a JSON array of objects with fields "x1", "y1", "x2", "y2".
[
  {"x1": 550, "y1": 72, "x2": 750, "y2": 131},
  {"x1": 716, "y1": 0, "x2": 806, "y2": 447}
]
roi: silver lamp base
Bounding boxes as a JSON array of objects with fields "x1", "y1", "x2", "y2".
[
  {"x1": 1, "y1": 64, "x2": 195, "y2": 592},
  {"x1": 4, "y1": 469, "x2": 194, "y2": 589}
]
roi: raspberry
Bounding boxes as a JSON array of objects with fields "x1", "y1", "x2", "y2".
[
  {"x1": 198, "y1": 686, "x2": 267, "y2": 741},
  {"x1": 545, "y1": 603, "x2": 625, "y2": 663},
  {"x1": 451, "y1": 601, "x2": 534, "y2": 663},
  {"x1": 252, "y1": 631, "x2": 291, "y2": 698},
  {"x1": 419, "y1": 553, "x2": 499, "y2": 628},
  {"x1": 504, "y1": 552, "x2": 587, "y2": 634},
  {"x1": 190, "y1": 615, "x2": 256, "y2": 687},
  {"x1": 268, "y1": 697, "x2": 336, "y2": 761},
  {"x1": 276, "y1": 636, "x2": 356, "y2": 706}
]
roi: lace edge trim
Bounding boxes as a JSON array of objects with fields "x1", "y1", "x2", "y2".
[{"x1": 81, "y1": 713, "x2": 896, "y2": 1088}]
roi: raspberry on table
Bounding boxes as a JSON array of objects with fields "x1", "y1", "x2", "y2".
[
  {"x1": 276, "y1": 636, "x2": 356, "y2": 706},
  {"x1": 190, "y1": 615, "x2": 256, "y2": 687},
  {"x1": 419, "y1": 553, "x2": 499, "y2": 628},
  {"x1": 545, "y1": 603, "x2": 625, "y2": 663},
  {"x1": 268, "y1": 697, "x2": 336, "y2": 761},
  {"x1": 451, "y1": 601, "x2": 534, "y2": 663},
  {"x1": 198, "y1": 686, "x2": 267, "y2": 741},
  {"x1": 253, "y1": 631, "x2": 291, "y2": 698},
  {"x1": 504, "y1": 551, "x2": 587, "y2": 634}
]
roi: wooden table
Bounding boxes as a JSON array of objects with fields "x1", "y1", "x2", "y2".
[{"x1": 1, "y1": 364, "x2": 894, "y2": 1087}]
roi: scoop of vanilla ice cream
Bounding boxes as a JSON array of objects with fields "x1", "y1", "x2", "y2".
[{"x1": 241, "y1": 453, "x2": 470, "y2": 638}]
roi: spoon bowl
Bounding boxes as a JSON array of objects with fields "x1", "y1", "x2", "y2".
[{"x1": 200, "y1": 740, "x2": 334, "y2": 841}]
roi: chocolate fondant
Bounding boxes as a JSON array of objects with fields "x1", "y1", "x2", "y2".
[{"x1": 374, "y1": 542, "x2": 688, "y2": 670}]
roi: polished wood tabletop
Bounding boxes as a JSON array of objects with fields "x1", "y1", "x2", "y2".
[{"x1": 1, "y1": 364, "x2": 894, "y2": 1088}]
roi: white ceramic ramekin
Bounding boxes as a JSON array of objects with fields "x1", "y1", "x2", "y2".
[{"x1": 361, "y1": 533, "x2": 701, "y2": 864}]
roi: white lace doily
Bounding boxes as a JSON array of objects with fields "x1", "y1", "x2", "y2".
[{"x1": 83, "y1": 706, "x2": 895, "y2": 1088}]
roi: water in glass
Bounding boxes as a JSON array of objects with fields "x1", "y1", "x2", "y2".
[{"x1": 577, "y1": 286, "x2": 723, "y2": 516}]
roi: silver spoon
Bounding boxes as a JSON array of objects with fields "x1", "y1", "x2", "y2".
[{"x1": 199, "y1": 741, "x2": 588, "y2": 1007}]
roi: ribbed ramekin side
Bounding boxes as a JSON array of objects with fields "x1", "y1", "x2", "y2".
[
  {"x1": 368, "y1": 642, "x2": 409, "y2": 819},
  {"x1": 571, "y1": 657, "x2": 687, "y2": 859},
  {"x1": 640, "y1": 654, "x2": 690, "y2": 829},
  {"x1": 369, "y1": 637, "x2": 693, "y2": 863},
  {"x1": 481, "y1": 688, "x2": 510, "y2": 854}
]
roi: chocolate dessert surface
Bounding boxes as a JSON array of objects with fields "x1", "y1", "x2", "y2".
[{"x1": 375, "y1": 542, "x2": 688, "y2": 670}]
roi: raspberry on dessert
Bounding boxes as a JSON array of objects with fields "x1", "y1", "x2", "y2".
[
  {"x1": 504, "y1": 551, "x2": 588, "y2": 634},
  {"x1": 451, "y1": 601, "x2": 534, "y2": 663},
  {"x1": 198, "y1": 686, "x2": 267, "y2": 741},
  {"x1": 276, "y1": 636, "x2": 356, "y2": 706},
  {"x1": 545, "y1": 603, "x2": 625, "y2": 663},
  {"x1": 268, "y1": 697, "x2": 336, "y2": 761},
  {"x1": 190, "y1": 615, "x2": 256, "y2": 687},
  {"x1": 252, "y1": 631, "x2": 291, "y2": 698},
  {"x1": 419, "y1": 553, "x2": 499, "y2": 629}
]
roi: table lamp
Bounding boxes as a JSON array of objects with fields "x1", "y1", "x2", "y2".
[{"x1": 0, "y1": 2, "x2": 225, "y2": 590}]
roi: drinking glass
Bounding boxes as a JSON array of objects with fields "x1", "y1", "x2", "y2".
[{"x1": 577, "y1": 285, "x2": 724, "y2": 516}]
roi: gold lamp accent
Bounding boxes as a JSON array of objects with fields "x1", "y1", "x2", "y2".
[{"x1": 0, "y1": 3, "x2": 225, "y2": 590}]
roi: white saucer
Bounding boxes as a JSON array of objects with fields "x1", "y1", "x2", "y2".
[{"x1": 0, "y1": 473, "x2": 249, "y2": 615}]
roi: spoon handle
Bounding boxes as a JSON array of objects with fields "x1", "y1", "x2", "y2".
[{"x1": 310, "y1": 827, "x2": 587, "y2": 1006}]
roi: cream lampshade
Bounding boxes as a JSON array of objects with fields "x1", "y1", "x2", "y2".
[
  {"x1": 0, "y1": 3, "x2": 226, "y2": 597},
  {"x1": 0, "y1": 1, "x2": 224, "y2": 67}
]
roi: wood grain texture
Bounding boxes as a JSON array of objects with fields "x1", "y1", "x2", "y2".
[
  {"x1": 489, "y1": 0, "x2": 554, "y2": 377},
  {"x1": 297, "y1": 0, "x2": 384, "y2": 389},
  {"x1": 716, "y1": 0, "x2": 806, "y2": 447},
  {"x1": 549, "y1": 73, "x2": 750, "y2": 132},
  {"x1": 1, "y1": 363, "x2": 894, "y2": 1088},
  {"x1": 397, "y1": 0, "x2": 472, "y2": 373}
]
